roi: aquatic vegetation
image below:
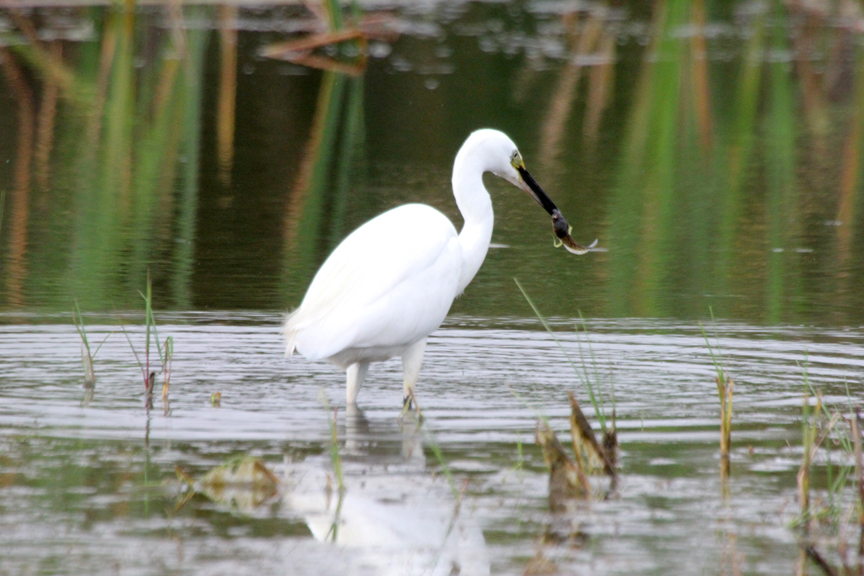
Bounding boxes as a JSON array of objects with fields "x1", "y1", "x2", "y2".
[
  {"x1": 568, "y1": 392, "x2": 615, "y2": 479},
  {"x1": 120, "y1": 274, "x2": 174, "y2": 410},
  {"x1": 71, "y1": 300, "x2": 112, "y2": 387},
  {"x1": 259, "y1": 0, "x2": 395, "y2": 75},
  {"x1": 177, "y1": 456, "x2": 280, "y2": 513},
  {"x1": 317, "y1": 389, "x2": 344, "y2": 492},
  {"x1": 700, "y1": 314, "x2": 734, "y2": 477},
  {"x1": 515, "y1": 279, "x2": 611, "y2": 433},
  {"x1": 536, "y1": 392, "x2": 617, "y2": 511},
  {"x1": 516, "y1": 278, "x2": 617, "y2": 508},
  {"x1": 425, "y1": 427, "x2": 459, "y2": 502},
  {"x1": 790, "y1": 369, "x2": 864, "y2": 575},
  {"x1": 536, "y1": 419, "x2": 589, "y2": 506}
]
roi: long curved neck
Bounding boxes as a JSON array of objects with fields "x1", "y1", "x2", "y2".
[{"x1": 452, "y1": 153, "x2": 494, "y2": 294}]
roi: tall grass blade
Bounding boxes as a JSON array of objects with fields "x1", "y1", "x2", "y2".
[
  {"x1": 426, "y1": 432, "x2": 458, "y2": 500},
  {"x1": 853, "y1": 408, "x2": 864, "y2": 558},
  {"x1": 515, "y1": 278, "x2": 607, "y2": 432},
  {"x1": 317, "y1": 389, "x2": 344, "y2": 492},
  {"x1": 323, "y1": 0, "x2": 344, "y2": 31},
  {"x1": 120, "y1": 323, "x2": 146, "y2": 384},
  {"x1": 162, "y1": 335, "x2": 174, "y2": 410},
  {"x1": 74, "y1": 312, "x2": 95, "y2": 386},
  {"x1": 699, "y1": 309, "x2": 733, "y2": 477}
]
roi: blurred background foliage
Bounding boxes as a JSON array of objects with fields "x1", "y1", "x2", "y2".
[{"x1": 0, "y1": 0, "x2": 862, "y2": 326}]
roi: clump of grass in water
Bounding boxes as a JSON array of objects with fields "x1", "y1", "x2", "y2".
[
  {"x1": 789, "y1": 369, "x2": 864, "y2": 575},
  {"x1": 317, "y1": 390, "x2": 345, "y2": 492},
  {"x1": 72, "y1": 300, "x2": 113, "y2": 388},
  {"x1": 514, "y1": 279, "x2": 618, "y2": 503},
  {"x1": 317, "y1": 389, "x2": 345, "y2": 542},
  {"x1": 174, "y1": 456, "x2": 280, "y2": 513},
  {"x1": 514, "y1": 279, "x2": 612, "y2": 435},
  {"x1": 699, "y1": 309, "x2": 733, "y2": 480},
  {"x1": 121, "y1": 273, "x2": 174, "y2": 410}
]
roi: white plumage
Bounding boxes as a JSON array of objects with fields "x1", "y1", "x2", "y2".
[{"x1": 284, "y1": 129, "x2": 574, "y2": 406}]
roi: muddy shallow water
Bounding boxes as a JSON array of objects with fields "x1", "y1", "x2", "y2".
[{"x1": 2, "y1": 313, "x2": 863, "y2": 575}]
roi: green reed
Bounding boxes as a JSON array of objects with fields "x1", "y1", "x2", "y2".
[
  {"x1": 317, "y1": 389, "x2": 344, "y2": 492},
  {"x1": 515, "y1": 278, "x2": 608, "y2": 433},
  {"x1": 699, "y1": 310, "x2": 733, "y2": 474},
  {"x1": 72, "y1": 300, "x2": 112, "y2": 386}
]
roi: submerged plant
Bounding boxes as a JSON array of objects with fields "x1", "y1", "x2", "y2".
[
  {"x1": 121, "y1": 273, "x2": 174, "y2": 408},
  {"x1": 700, "y1": 311, "x2": 733, "y2": 478},
  {"x1": 515, "y1": 278, "x2": 618, "y2": 506},
  {"x1": 535, "y1": 393, "x2": 617, "y2": 510},
  {"x1": 317, "y1": 389, "x2": 344, "y2": 492},
  {"x1": 789, "y1": 368, "x2": 864, "y2": 575},
  {"x1": 426, "y1": 429, "x2": 458, "y2": 501},
  {"x1": 72, "y1": 300, "x2": 112, "y2": 387},
  {"x1": 176, "y1": 456, "x2": 280, "y2": 513}
]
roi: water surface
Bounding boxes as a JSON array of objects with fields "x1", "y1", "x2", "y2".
[{"x1": 3, "y1": 313, "x2": 864, "y2": 574}]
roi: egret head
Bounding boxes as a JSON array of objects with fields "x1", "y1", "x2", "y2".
[
  {"x1": 456, "y1": 128, "x2": 597, "y2": 255},
  {"x1": 457, "y1": 130, "x2": 524, "y2": 192},
  {"x1": 462, "y1": 129, "x2": 560, "y2": 216}
]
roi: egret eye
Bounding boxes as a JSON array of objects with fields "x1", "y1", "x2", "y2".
[{"x1": 510, "y1": 150, "x2": 523, "y2": 168}]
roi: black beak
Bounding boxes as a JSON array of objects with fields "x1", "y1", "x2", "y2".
[
  {"x1": 516, "y1": 166, "x2": 558, "y2": 215},
  {"x1": 516, "y1": 166, "x2": 597, "y2": 256}
]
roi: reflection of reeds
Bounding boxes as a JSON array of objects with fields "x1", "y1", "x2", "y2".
[
  {"x1": 283, "y1": 69, "x2": 365, "y2": 294},
  {"x1": 836, "y1": 55, "x2": 864, "y2": 269},
  {"x1": 539, "y1": 8, "x2": 605, "y2": 170},
  {"x1": 284, "y1": 71, "x2": 343, "y2": 248},
  {"x1": 601, "y1": 0, "x2": 864, "y2": 323},
  {"x1": 1, "y1": 4, "x2": 211, "y2": 309},
  {"x1": 172, "y1": 23, "x2": 208, "y2": 309},
  {"x1": 0, "y1": 47, "x2": 34, "y2": 308},
  {"x1": 34, "y1": 42, "x2": 60, "y2": 191},
  {"x1": 582, "y1": 32, "x2": 615, "y2": 144},
  {"x1": 714, "y1": 10, "x2": 764, "y2": 304},
  {"x1": 765, "y1": 7, "x2": 799, "y2": 325},
  {"x1": 689, "y1": 0, "x2": 712, "y2": 155},
  {"x1": 607, "y1": 0, "x2": 688, "y2": 318},
  {"x1": 259, "y1": 0, "x2": 382, "y2": 75},
  {"x1": 217, "y1": 5, "x2": 237, "y2": 187},
  {"x1": 7, "y1": 8, "x2": 82, "y2": 101}
]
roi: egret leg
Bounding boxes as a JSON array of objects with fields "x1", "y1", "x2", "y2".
[
  {"x1": 346, "y1": 362, "x2": 370, "y2": 405},
  {"x1": 401, "y1": 338, "x2": 427, "y2": 409}
]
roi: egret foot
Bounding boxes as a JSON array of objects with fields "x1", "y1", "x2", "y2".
[
  {"x1": 398, "y1": 394, "x2": 412, "y2": 419},
  {"x1": 399, "y1": 388, "x2": 423, "y2": 421}
]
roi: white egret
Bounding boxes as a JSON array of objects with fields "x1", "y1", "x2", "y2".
[{"x1": 284, "y1": 128, "x2": 594, "y2": 407}]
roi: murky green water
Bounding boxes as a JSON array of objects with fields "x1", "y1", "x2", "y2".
[{"x1": 1, "y1": 1, "x2": 864, "y2": 574}]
